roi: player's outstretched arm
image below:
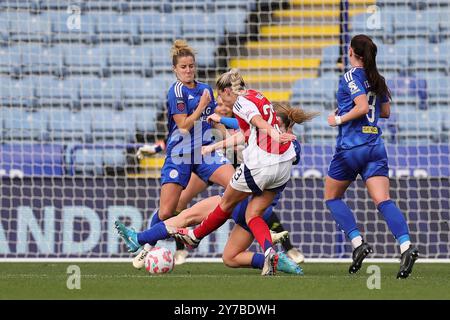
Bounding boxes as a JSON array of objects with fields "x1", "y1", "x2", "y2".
[{"x1": 201, "y1": 131, "x2": 245, "y2": 155}]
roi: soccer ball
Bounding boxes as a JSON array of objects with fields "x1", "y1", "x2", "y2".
[{"x1": 144, "y1": 247, "x2": 175, "y2": 274}]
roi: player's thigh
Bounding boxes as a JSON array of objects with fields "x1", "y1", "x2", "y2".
[
  {"x1": 245, "y1": 190, "x2": 277, "y2": 224},
  {"x1": 177, "y1": 173, "x2": 208, "y2": 211},
  {"x1": 220, "y1": 184, "x2": 251, "y2": 213},
  {"x1": 159, "y1": 183, "x2": 184, "y2": 219},
  {"x1": 327, "y1": 149, "x2": 358, "y2": 184},
  {"x1": 223, "y1": 225, "x2": 254, "y2": 264},
  {"x1": 166, "y1": 196, "x2": 222, "y2": 228},
  {"x1": 365, "y1": 176, "x2": 390, "y2": 206},
  {"x1": 208, "y1": 163, "x2": 235, "y2": 187},
  {"x1": 324, "y1": 175, "x2": 352, "y2": 200}
]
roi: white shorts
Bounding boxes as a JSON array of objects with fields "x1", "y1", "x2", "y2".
[{"x1": 230, "y1": 161, "x2": 292, "y2": 194}]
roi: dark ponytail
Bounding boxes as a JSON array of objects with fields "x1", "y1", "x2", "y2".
[{"x1": 351, "y1": 34, "x2": 391, "y2": 100}]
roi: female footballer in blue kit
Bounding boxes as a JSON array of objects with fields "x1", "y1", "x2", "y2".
[
  {"x1": 115, "y1": 40, "x2": 235, "y2": 255},
  {"x1": 325, "y1": 35, "x2": 418, "y2": 279}
]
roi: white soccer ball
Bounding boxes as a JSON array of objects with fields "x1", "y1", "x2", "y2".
[{"x1": 144, "y1": 247, "x2": 175, "y2": 274}]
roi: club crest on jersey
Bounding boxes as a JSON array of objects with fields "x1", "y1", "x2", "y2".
[
  {"x1": 176, "y1": 99, "x2": 185, "y2": 112},
  {"x1": 348, "y1": 81, "x2": 360, "y2": 94}
]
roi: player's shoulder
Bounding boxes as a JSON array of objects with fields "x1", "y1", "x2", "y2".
[
  {"x1": 235, "y1": 95, "x2": 258, "y2": 112},
  {"x1": 344, "y1": 67, "x2": 366, "y2": 83},
  {"x1": 167, "y1": 80, "x2": 185, "y2": 98}
]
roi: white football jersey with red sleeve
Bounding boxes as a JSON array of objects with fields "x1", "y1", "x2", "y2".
[{"x1": 232, "y1": 90, "x2": 296, "y2": 169}]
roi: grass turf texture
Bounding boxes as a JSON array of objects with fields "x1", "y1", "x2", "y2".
[{"x1": 1, "y1": 262, "x2": 449, "y2": 300}]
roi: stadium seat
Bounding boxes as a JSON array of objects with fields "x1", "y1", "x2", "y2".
[
  {"x1": 33, "y1": 76, "x2": 80, "y2": 108},
  {"x1": 88, "y1": 108, "x2": 135, "y2": 143},
  {"x1": 397, "y1": 109, "x2": 440, "y2": 144},
  {"x1": 387, "y1": 76, "x2": 427, "y2": 107},
  {"x1": 180, "y1": 10, "x2": 223, "y2": 43},
  {"x1": 350, "y1": 10, "x2": 395, "y2": 43},
  {"x1": 320, "y1": 45, "x2": 340, "y2": 71},
  {"x1": 393, "y1": 9, "x2": 439, "y2": 39},
  {"x1": 2, "y1": 107, "x2": 48, "y2": 141},
  {"x1": 215, "y1": 8, "x2": 248, "y2": 35},
  {"x1": 302, "y1": 109, "x2": 337, "y2": 144},
  {"x1": 8, "y1": 11, "x2": 52, "y2": 44},
  {"x1": 20, "y1": 45, "x2": 65, "y2": 77},
  {"x1": 106, "y1": 44, "x2": 152, "y2": 76},
  {"x1": 409, "y1": 43, "x2": 448, "y2": 75},
  {"x1": 169, "y1": 0, "x2": 214, "y2": 11},
  {"x1": 291, "y1": 78, "x2": 337, "y2": 108},
  {"x1": 78, "y1": 77, "x2": 122, "y2": 107},
  {"x1": 71, "y1": 147, "x2": 104, "y2": 175},
  {"x1": 423, "y1": 76, "x2": 450, "y2": 105},
  {"x1": 120, "y1": 76, "x2": 171, "y2": 107},
  {"x1": 0, "y1": 46, "x2": 22, "y2": 77},
  {"x1": 64, "y1": 45, "x2": 110, "y2": 77},
  {"x1": 0, "y1": 77, "x2": 36, "y2": 108},
  {"x1": 95, "y1": 13, "x2": 140, "y2": 44},
  {"x1": 135, "y1": 12, "x2": 181, "y2": 42},
  {"x1": 44, "y1": 107, "x2": 92, "y2": 142},
  {"x1": 44, "y1": 11, "x2": 96, "y2": 44},
  {"x1": 0, "y1": 12, "x2": 10, "y2": 46},
  {"x1": 103, "y1": 148, "x2": 128, "y2": 173},
  {"x1": 124, "y1": 107, "x2": 159, "y2": 134},
  {"x1": 377, "y1": 43, "x2": 408, "y2": 74},
  {"x1": 149, "y1": 42, "x2": 174, "y2": 73},
  {"x1": 187, "y1": 40, "x2": 217, "y2": 68}
]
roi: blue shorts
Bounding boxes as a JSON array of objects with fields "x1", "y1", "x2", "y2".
[
  {"x1": 231, "y1": 198, "x2": 274, "y2": 233},
  {"x1": 327, "y1": 142, "x2": 389, "y2": 182},
  {"x1": 161, "y1": 150, "x2": 230, "y2": 188}
]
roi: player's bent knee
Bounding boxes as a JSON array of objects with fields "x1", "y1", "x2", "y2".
[{"x1": 222, "y1": 255, "x2": 239, "y2": 268}]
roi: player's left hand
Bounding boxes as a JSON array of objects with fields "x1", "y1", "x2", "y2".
[
  {"x1": 207, "y1": 113, "x2": 221, "y2": 125},
  {"x1": 327, "y1": 114, "x2": 337, "y2": 127}
]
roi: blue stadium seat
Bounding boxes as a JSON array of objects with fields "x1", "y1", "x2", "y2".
[
  {"x1": 188, "y1": 40, "x2": 217, "y2": 68},
  {"x1": 377, "y1": 43, "x2": 408, "y2": 74},
  {"x1": 124, "y1": 107, "x2": 159, "y2": 134},
  {"x1": 2, "y1": 107, "x2": 48, "y2": 141},
  {"x1": 135, "y1": 12, "x2": 181, "y2": 42},
  {"x1": 397, "y1": 109, "x2": 440, "y2": 144},
  {"x1": 212, "y1": 0, "x2": 255, "y2": 10},
  {"x1": 71, "y1": 147, "x2": 104, "y2": 175},
  {"x1": 180, "y1": 10, "x2": 223, "y2": 43},
  {"x1": 95, "y1": 13, "x2": 140, "y2": 44},
  {"x1": 33, "y1": 76, "x2": 80, "y2": 108},
  {"x1": 44, "y1": 11, "x2": 96, "y2": 44},
  {"x1": 215, "y1": 8, "x2": 248, "y2": 35},
  {"x1": 423, "y1": 76, "x2": 450, "y2": 105},
  {"x1": 301, "y1": 108, "x2": 337, "y2": 144},
  {"x1": 8, "y1": 11, "x2": 52, "y2": 44},
  {"x1": 291, "y1": 78, "x2": 337, "y2": 108},
  {"x1": 120, "y1": 76, "x2": 169, "y2": 106},
  {"x1": 0, "y1": 46, "x2": 22, "y2": 76},
  {"x1": 393, "y1": 9, "x2": 439, "y2": 39},
  {"x1": 387, "y1": 76, "x2": 427, "y2": 107},
  {"x1": 44, "y1": 107, "x2": 92, "y2": 142},
  {"x1": 79, "y1": 77, "x2": 122, "y2": 107},
  {"x1": 0, "y1": 12, "x2": 10, "y2": 46},
  {"x1": 103, "y1": 148, "x2": 128, "y2": 170},
  {"x1": 64, "y1": 45, "x2": 110, "y2": 77},
  {"x1": 20, "y1": 45, "x2": 65, "y2": 77},
  {"x1": 350, "y1": 10, "x2": 394, "y2": 42},
  {"x1": 149, "y1": 42, "x2": 173, "y2": 73},
  {"x1": 123, "y1": 0, "x2": 170, "y2": 12},
  {"x1": 88, "y1": 108, "x2": 135, "y2": 143},
  {"x1": 38, "y1": 0, "x2": 84, "y2": 10},
  {"x1": 169, "y1": 0, "x2": 214, "y2": 11},
  {"x1": 0, "y1": 0, "x2": 38, "y2": 10},
  {"x1": 319, "y1": 45, "x2": 340, "y2": 71},
  {"x1": 409, "y1": 43, "x2": 448, "y2": 75},
  {"x1": 105, "y1": 44, "x2": 152, "y2": 76},
  {"x1": 0, "y1": 77, "x2": 36, "y2": 107}
]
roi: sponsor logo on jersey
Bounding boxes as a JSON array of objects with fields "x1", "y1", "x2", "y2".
[
  {"x1": 362, "y1": 126, "x2": 379, "y2": 134},
  {"x1": 348, "y1": 81, "x2": 360, "y2": 94}
]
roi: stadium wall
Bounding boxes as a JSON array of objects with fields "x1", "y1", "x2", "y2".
[{"x1": 1, "y1": 177, "x2": 448, "y2": 260}]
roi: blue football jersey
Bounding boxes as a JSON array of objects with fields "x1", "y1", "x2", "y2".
[
  {"x1": 166, "y1": 80, "x2": 216, "y2": 155},
  {"x1": 335, "y1": 67, "x2": 390, "y2": 149}
]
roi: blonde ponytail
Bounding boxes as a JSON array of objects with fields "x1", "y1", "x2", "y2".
[
  {"x1": 171, "y1": 39, "x2": 195, "y2": 66},
  {"x1": 273, "y1": 102, "x2": 320, "y2": 129},
  {"x1": 216, "y1": 69, "x2": 246, "y2": 95}
]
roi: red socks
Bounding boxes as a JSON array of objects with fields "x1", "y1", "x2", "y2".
[
  {"x1": 193, "y1": 204, "x2": 231, "y2": 239},
  {"x1": 247, "y1": 216, "x2": 273, "y2": 252}
]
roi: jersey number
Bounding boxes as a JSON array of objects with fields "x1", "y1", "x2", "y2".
[
  {"x1": 262, "y1": 104, "x2": 281, "y2": 132},
  {"x1": 366, "y1": 92, "x2": 376, "y2": 123}
]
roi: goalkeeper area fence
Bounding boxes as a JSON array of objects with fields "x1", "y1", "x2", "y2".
[{"x1": 0, "y1": 0, "x2": 449, "y2": 262}]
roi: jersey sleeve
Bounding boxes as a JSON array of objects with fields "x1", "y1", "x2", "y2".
[
  {"x1": 168, "y1": 83, "x2": 188, "y2": 115},
  {"x1": 344, "y1": 75, "x2": 366, "y2": 100},
  {"x1": 233, "y1": 97, "x2": 260, "y2": 124}
]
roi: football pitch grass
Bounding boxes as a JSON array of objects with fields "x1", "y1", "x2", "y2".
[{"x1": 1, "y1": 262, "x2": 449, "y2": 300}]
